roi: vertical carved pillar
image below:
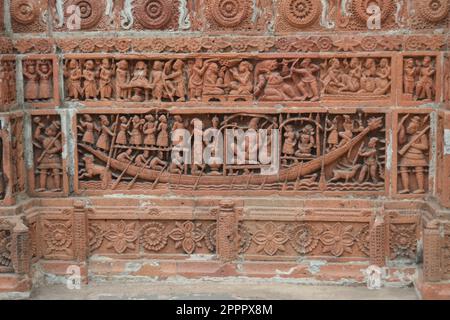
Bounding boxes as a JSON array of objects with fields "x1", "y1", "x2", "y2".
[
  {"x1": 423, "y1": 221, "x2": 442, "y2": 282},
  {"x1": 10, "y1": 220, "x2": 30, "y2": 275},
  {"x1": 73, "y1": 200, "x2": 88, "y2": 263},
  {"x1": 370, "y1": 209, "x2": 387, "y2": 267},
  {"x1": 216, "y1": 200, "x2": 238, "y2": 262}
]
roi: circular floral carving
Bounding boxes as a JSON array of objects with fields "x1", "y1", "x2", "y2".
[
  {"x1": 288, "y1": 224, "x2": 318, "y2": 254},
  {"x1": 360, "y1": 36, "x2": 378, "y2": 51},
  {"x1": 135, "y1": 0, "x2": 173, "y2": 29},
  {"x1": 317, "y1": 36, "x2": 333, "y2": 51},
  {"x1": 351, "y1": 0, "x2": 395, "y2": 24},
  {"x1": 44, "y1": 222, "x2": 72, "y2": 253},
  {"x1": 405, "y1": 36, "x2": 424, "y2": 51},
  {"x1": 281, "y1": 0, "x2": 321, "y2": 28},
  {"x1": 210, "y1": 0, "x2": 251, "y2": 28},
  {"x1": 418, "y1": 0, "x2": 449, "y2": 23},
  {"x1": 140, "y1": 222, "x2": 168, "y2": 252},
  {"x1": 11, "y1": 0, "x2": 38, "y2": 25},
  {"x1": 67, "y1": 0, "x2": 104, "y2": 30}
]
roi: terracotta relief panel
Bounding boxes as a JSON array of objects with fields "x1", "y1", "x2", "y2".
[
  {"x1": 61, "y1": 55, "x2": 397, "y2": 105},
  {"x1": 0, "y1": 57, "x2": 17, "y2": 111},
  {"x1": 395, "y1": 112, "x2": 431, "y2": 196},
  {"x1": 240, "y1": 220, "x2": 370, "y2": 259},
  {"x1": 401, "y1": 55, "x2": 438, "y2": 105},
  {"x1": 74, "y1": 110, "x2": 386, "y2": 195},
  {"x1": 10, "y1": 0, "x2": 48, "y2": 33},
  {"x1": 23, "y1": 56, "x2": 59, "y2": 107},
  {"x1": 30, "y1": 113, "x2": 67, "y2": 196},
  {"x1": 88, "y1": 219, "x2": 215, "y2": 256}
]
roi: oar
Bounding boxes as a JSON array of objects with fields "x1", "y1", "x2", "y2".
[
  {"x1": 193, "y1": 165, "x2": 206, "y2": 190},
  {"x1": 127, "y1": 156, "x2": 154, "y2": 190},
  {"x1": 151, "y1": 163, "x2": 168, "y2": 190},
  {"x1": 37, "y1": 132, "x2": 62, "y2": 164},
  {"x1": 111, "y1": 156, "x2": 136, "y2": 190}
]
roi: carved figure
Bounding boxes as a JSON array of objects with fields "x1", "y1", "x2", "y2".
[
  {"x1": 82, "y1": 60, "x2": 98, "y2": 100},
  {"x1": 415, "y1": 56, "x2": 435, "y2": 101},
  {"x1": 357, "y1": 137, "x2": 379, "y2": 184},
  {"x1": 33, "y1": 117, "x2": 62, "y2": 192},
  {"x1": 98, "y1": 58, "x2": 114, "y2": 100},
  {"x1": 398, "y1": 115, "x2": 429, "y2": 194},
  {"x1": 23, "y1": 60, "x2": 39, "y2": 101},
  {"x1": 65, "y1": 59, "x2": 83, "y2": 100},
  {"x1": 116, "y1": 60, "x2": 131, "y2": 100}
]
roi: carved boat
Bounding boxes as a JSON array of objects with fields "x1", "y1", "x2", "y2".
[{"x1": 78, "y1": 119, "x2": 381, "y2": 186}]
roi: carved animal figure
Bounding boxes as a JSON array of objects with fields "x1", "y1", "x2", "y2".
[
  {"x1": 329, "y1": 164, "x2": 362, "y2": 184},
  {"x1": 80, "y1": 156, "x2": 112, "y2": 190}
]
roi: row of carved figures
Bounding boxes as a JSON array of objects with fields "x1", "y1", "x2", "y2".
[
  {"x1": 25, "y1": 112, "x2": 429, "y2": 195},
  {"x1": 63, "y1": 56, "x2": 436, "y2": 102}
]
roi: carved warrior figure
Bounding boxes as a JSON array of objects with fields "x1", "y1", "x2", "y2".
[
  {"x1": 398, "y1": 115, "x2": 430, "y2": 194},
  {"x1": 358, "y1": 137, "x2": 379, "y2": 184},
  {"x1": 33, "y1": 117, "x2": 62, "y2": 192},
  {"x1": 78, "y1": 114, "x2": 96, "y2": 145}
]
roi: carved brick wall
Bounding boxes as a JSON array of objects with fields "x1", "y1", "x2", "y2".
[{"x1": 0, "y1": 0, "x2": 450, "y2": 297}]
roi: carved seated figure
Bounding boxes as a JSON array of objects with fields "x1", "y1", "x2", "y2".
[
  {"x1": 129, "y1": 61, "x2": 151, "y2": 102},
  {"x1": 229, "y1": 61, "x2": 253, "y2": 100},
  {"x1": 295, "y1": 124, "x2": 315, "y2": 157},
  {"x1": 202, "y1": 62, "x2": 225, "y2": 101},
  {"x1": 149, "y1": 151, "x2": 168, "y2": 171}
]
